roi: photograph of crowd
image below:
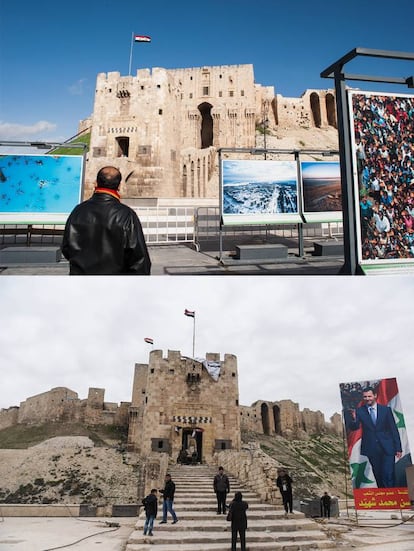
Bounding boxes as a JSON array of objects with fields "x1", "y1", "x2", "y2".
[{"x1": 350, "y1": 92, "x2": 414, "y2": 262}]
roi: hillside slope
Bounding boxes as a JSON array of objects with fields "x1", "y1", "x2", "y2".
[
  {"x1": 243, "y1": 430, "x2": 350, "y2": 498},
  {"x1": 0, "y1": 423, "x2": 348, "y2": 505}
]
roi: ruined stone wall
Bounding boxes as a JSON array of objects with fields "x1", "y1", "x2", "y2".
[
  {"x1": 0, "y1": 407, "x2": 19, "y2": 431},
  {"x1": 0, "y1": 387, "x2": 130, "y2": 429},
  {"x1": 240, "y1": 399, "x2": 341, "y2": 438},
  {"x1": 127, "y1": 349, "x2": 241, "y2": 462},
  {"x1": 275, "y1": 90, "x2": 337, "y2": 129},
  {"x1": 18, "y1": 388, "x2": 80, "y2": 425}
]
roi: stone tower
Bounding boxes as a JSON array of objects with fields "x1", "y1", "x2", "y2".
[
  {"x1": 127, "y1": 349, "x2": 241, "y2": 463},
  {"x1": 83, "y1": 64, "x2": 273, "y2": 198}
]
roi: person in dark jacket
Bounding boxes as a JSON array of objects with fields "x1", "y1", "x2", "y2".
[
  {"x1": 62, "y1": 166, "x2": 151, "y2": 275},
  {"x1": 142, "y1": 488, "x2": 157, "y2": 536},
  {"x1": 228, "y1": 491, "x2": 248, "y2": 551},
  {"x1": 213, "y1": 466, "x2": 230, "y2": 514},
  {"x1": 276, "y1": 468, "x2": 293, "y2": 515},
  {"x1": 159, "y1": 474, "x2": 178, "y2": 524},
  {"x1": 320, "y1": 491, "x2": 331, "y2": 518}
]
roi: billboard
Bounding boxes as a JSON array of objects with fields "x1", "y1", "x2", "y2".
[
  {"x1": 340, "y1": 377, "x2": 412, "y2": 510},
  {"x1": 348, "y1": 91, "x2": 414, "y2": 267},
  {"x1": 0, "y1": 154, "x2": 84, "y2": 224},
  {"x1": 221, "y1": 159, "x2": 301, "y2": 225},
  {"x1": 301, "y1": 161, "x2": 342, "y2": 223}
]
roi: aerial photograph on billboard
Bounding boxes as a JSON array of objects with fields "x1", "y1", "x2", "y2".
[
  {"x1": 0, "y1": 154, "x2": 84, "y2": 224},
  {"x1": 301, "y1": 161, "x2": 342, "y2": 223},
  {"x1": 221, "y1": 159, "x2": 301, "y2": 225},
  {"x1": 349, "y1": 91, "x2": 414, "y2": 266}
]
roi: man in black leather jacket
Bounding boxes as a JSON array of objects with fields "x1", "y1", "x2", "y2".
[{"x1": 62, "y1": 166, "x2": 151, "y2": 275}]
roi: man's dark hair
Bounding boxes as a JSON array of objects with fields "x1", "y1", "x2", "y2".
[
  {"x1": 96, "y1": 166, "x2": 122, "y2": 190},
  {"x1": 362, "y1": 386, "x2": 376, "y2": 394}
]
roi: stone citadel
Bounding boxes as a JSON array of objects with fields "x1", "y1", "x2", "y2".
[
  {"x1": 0, "y1": 349, "x2": 342, "y2": 463},
  {"x1": 80, "y1": 63, "x2": 337, "y2": 199}
]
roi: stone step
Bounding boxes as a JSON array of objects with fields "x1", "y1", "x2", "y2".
[
  {"x1": 127, "y1": 465, "x2": 332, "y2": 551},
  {"x1": 166, "y1": 503, "x2": 287, "y2": 513},
  {"x1": 146, "y1": 510, "x2": 297, "y2": 520},
  {"x1": 172, "y1": 494, "x2": 262, "y2": 507},
  {"x1": 126, "y1": 528, "x2": 333, "y2": 548},
  {"x1": 127, "y1": 543, "x2": 334, "y2": 551},
  {"x1": 135, "y1": 518, "x2": 320, "y2": 532}
]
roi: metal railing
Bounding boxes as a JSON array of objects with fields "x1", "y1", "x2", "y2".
[
  {"x1": 132, "y1": 206, "x2": 195, "y2": 244},
  {"x1": 1, "y1": 207, "x2": 344, "y2": 251}
]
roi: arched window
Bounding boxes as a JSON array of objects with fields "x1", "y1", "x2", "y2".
[
  {"x1": 198, "y1": 102, "x2": 213, "y2": 148},
  {"x1": 261, "y1": 403, "x2": 270, "y2": 435},
  {"x1": 326, "y1": 93, "x2": 337, "y2": 128},
  {"x1": 310, "y1": 93, "x2": 321, "y2": 128},
  {"x1": 273, "y1": 404, "x2": 282, "y2": 435}
]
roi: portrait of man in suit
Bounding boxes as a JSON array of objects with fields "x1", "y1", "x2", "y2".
[{"x1": 346, "y1": 386, "x2": 402, "y2": 488}]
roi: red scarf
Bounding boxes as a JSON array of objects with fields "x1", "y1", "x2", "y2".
[{"x1": 94, "y1": 187, "x2": 120, "y2": 200}]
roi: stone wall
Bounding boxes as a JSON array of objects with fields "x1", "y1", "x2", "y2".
[
  {"x1": 0, "y1": 406, "x2": 19, "y2": 431},
  {"x1": 214, "y1": 442, "x2": 282, "y2": 505},
  {"x1": 240, "y1": 399, "x2": 341, "y2": 438},
  {"x1": 0, "y1": 387, "x2": 130, "y2": 429},
  {"x1": 128, "y1": 349, "x2": 241, "y2": 463},
  {"x1": 81, "y1": 63, "x2": 336, "y2": 200}
]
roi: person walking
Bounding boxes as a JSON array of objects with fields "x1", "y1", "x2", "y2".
[
  {"x1": 320, "y1": 491, "x2": 331, "y2": 519},
  {"x1": 142, "y1": 488, "x2": 157, "y2": 536},
  {"x1": 159, "y1": 473, "x2": 178, "y2": 524},
  {"x1": 213, "y1": 466, "x2": 230, "y2": 514},
  {"x1": 228, "y1": 491, "x2": 248, "y2": 551},
  {"x1": 276, "y1": 468, "x2": 293, "y2": 516},
  {"x1": 62, "y1": 165, "x2": 151, "y2": 275}
]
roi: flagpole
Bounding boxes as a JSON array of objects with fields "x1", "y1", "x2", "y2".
[
  {"x1": 128, "y1": 31, "x2": 134, "y2": 76},
  {"x1": 192, "y1": 314, "x2": 196, "y2": 357}
]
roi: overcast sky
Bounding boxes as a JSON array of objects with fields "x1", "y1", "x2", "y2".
[{"x1": 1, "y1": 276, "x2": 413, "y2": 447}]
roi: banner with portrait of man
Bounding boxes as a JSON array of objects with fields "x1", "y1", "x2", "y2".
[
  {"x1": 340, "y1": 377, "x2": 412, "y2": 510},
  {"x1": 348, "y1": 91, "x2": 414, "y2": 268}
]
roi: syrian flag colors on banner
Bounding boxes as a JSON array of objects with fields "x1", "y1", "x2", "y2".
[
  {"x1": 144, "y1": 337, "x2": 153, "y2": 345},
  {"x1": 184, "y1": 309, "x2": 195, "y2": 318},
  {"x1": 134, "y1": 35, "x2": 151, "y2": 42},
  {"x1": 340, "y1": 377, "x2": 412, "y2": 510}
]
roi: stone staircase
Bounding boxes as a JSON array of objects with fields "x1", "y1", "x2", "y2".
[{"x1": 125, "y1": 465, "x2": 336, "y2": 551}]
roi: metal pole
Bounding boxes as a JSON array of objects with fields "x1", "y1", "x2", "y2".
[
  {"x1": 295, "y1": 151, "x2": 304, "y2": 257},
  {"x1": 341, "y1": 411, "x2": 351, "y2": 519},
  {"x1": 334, "y1": 71, "x2": 358, "y2": 274},
  {"x1": 192, "y1": 315, "x2": 196, "y2": 357},
  {"x1": 128, "y1": 32, "x2": 134, "y2": 76},
  {"x1": 218, "y1": 149, "x2": 224, "y2": 262}
]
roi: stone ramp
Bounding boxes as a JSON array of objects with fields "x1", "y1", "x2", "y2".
[{"x1": 126, "y1": 465, "x2": 335, "y2": 551}]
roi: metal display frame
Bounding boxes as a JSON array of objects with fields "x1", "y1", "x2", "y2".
[
  {"x1": 321, "y1": 47, "x2": 414, "y2": 275},
  {"x1": 218, "y1": 147, "x2": 339, "y2": 262}
]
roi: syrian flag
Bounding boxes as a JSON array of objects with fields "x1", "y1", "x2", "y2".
[
  {"x1": 184, "y1": 309, "x2": 195, "y2": 318},
  {"x1": 144, "y1": 337, "x2": 154, "y2": 345},
  {"x1": 344, "y1": 377, "x2": 411, "y2": 490},
  {"x1": 134, "y1": 35, "x2": 151, "y2": 42}
]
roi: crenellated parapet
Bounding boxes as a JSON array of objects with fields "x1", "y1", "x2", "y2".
[{"x1": 127, "y1": 349, "x2": 241, "y2": 461}]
